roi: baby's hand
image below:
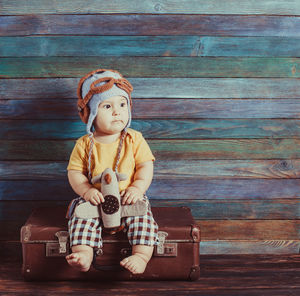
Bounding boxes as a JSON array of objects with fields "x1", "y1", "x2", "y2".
[
  {"x1": 83, "y1": 188, "x2": 104, "y2": 205},
  {"x1": 121, "y1": 186, "x2": 143, "y2": 205}
]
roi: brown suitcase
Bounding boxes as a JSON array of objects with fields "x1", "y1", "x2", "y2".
[{"x1": 21, "y1": 206, "x2": 200, "y2": 281}]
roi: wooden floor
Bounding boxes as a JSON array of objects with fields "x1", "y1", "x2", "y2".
[{"x1": 1, "y1": 255, "x2": 300, "y2": 296}]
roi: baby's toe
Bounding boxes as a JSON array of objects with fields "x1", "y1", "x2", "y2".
[{"x1": 120, "y1": 258, "x2": 128, "y2": 267}]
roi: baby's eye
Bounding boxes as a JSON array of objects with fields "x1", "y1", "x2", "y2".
[
  {"x1": 103, "y1": 104, "x2": 111, "y2": 109},
  {"x1": 120, "y1": 102, "x2": 127, "y2": 107}
]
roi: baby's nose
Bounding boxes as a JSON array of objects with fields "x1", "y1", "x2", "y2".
[{"x1": 112, "y1": 107, "x2": 120, "y2": 115}]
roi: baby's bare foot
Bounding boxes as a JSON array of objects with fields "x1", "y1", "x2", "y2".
[
  {"x1": 120, "y1": 254, "x2": 148, "y2": 274},
  {"x1": 66, "y1": 251, "x2": 93, "y2": 272}
]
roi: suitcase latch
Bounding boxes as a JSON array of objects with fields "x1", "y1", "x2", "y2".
[
  {"x1": 55, "y1": 231, "x2": 69, "y2": 254},
  {"x1": 46, "y1": 231, "x2": 70, "y2": 257},
  {"x1": 154, "y1": 231, "x2": 177, "y2": 257}
]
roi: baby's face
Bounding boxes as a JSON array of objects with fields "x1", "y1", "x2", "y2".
[{"x1": 93, "y1": 95, "x2": 129, "y2": 136}]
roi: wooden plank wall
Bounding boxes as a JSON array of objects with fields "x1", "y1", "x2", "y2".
[{"x1": 1, "y1": 0, "x2": 300, "y2": 256}]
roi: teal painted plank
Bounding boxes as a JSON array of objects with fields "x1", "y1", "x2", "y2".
[
  {"x1": 201, "y1": 241, "x2": 300, "y2": 254},
  {"x1": 2, "y1": 159, "x2": 300, "y2": 180},
  {"x1": 1, "y1": 57, "x2": 300, "y2": 78},
  {"x1": 3, "y1": 99, "x2": 300, "y2": 120},
  {"x1": 198, "y1": 36, "x2": 300, "y2": 57},
  {"x1": 2, "y1": 15, "x2": 300, "y2": 37},
  {"x1": 3, "y1": 119, "x2": 300, "y2": 139},
  {"x1": 2, "y1": 139, "x2": 300, "y2": 160},
  {"x1": 0, "y1": 161, "x2": 68, "y2": 180},
  {"x1": 149, "y1": 179, "x2": 300, "y2": 200},
  {"x1": 1, "y1": 78, "x2": 299, "y2": 99},
  {"x1": 153, "y1": 159, "x2": 300, "y2": 179},
  {"x1": 1, "y1": 179, "x2": 300, "y2": 200},
  {"x1": 2, "y1": 0, "x2": 300, "y2": 15},
  {"x1": 2, "y1": 36, "x2": 300, "y2": 57},
  {"x1": 0, "y1": 36, "x2": 200, "y2": 57},
  {"x1": 135, "y1": 99, "x2": 300, "y2": 119}
]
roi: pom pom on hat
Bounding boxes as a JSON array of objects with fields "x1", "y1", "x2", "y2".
[{"x1": 77, "y1": 69, "x2": 133, "y2": 135}]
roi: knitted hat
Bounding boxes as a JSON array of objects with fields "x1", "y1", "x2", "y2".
[{"x1": 77, "y1": 69, "x2": 133, "y2": 135}]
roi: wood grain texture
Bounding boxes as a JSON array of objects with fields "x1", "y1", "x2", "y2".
[
  {"x1": 1, "y1": 36, "x2": 300, "y2": 57},
  {"x1": 1, "y1": 57, "x2": 300, "y2": 78},
  {"x1": 3, "y1": 224, "x2": 300, "y2": 254},
  {"x1": 2, "y1": 15, "x2": 300, "y2": 37},
  {"x1": 1, "y1": 256, "x2": 300, "y2": 295},
  {"x1": 199, "y1": 220, "x2": 300, "y2": 240},
  {"x1": 1, "y1": 0, "x2": 300, "y2": 15},
  {"x1": 1, "y1": 199, "x2": 300, "y2": 220},
  {"x1": 3, "y1": 99, "x2": 300, "y2": 120},
  {"x1": 149, "y1": 139, "x2": 300, "y2": 160},
  {"x1": 2, "y1": 159, "x2": 300, "y2": 180},
  {"x1": 2, "y1": 0, "x2": 300, "y2": 259},
  {"x1": 200, "y1": 254, "x2": 300, "y2": 273},
  {"x1": 1, "y1": 217, "x2": 300, "y2": 242},
  {"x1": 1, "y1": 261, "x2": 300, "y2": 296},
  {"x1": 2, "y1": 119, "x2": 300, "y2": 139},
  {"x1": 153, "y1": 159, "x2": 300, "y2": 179},
  {"x1": 1, "y1": 200, "x2": 300, "y2": 243},
  {"x1": 0, "y1": 36, "x2": 201, "y2": 57},
  {"x1": 2, "y1": 242, "x2": 300, "y2": 260},
  {"x1": 201, "y1": 241, "x2": 300, "y2": 254},
  {"x1": 2, "y1": 78, "x2": 299, "y2": 99},
  {"x1": 2, "y1": 139, "x2": 300, "y2": 160},
  {"x1": 2, "y1": 243, "x2": 300, "y2": 262},
  {"x1": 1, "y1": 178, "x2": 300, "y2": 200}
]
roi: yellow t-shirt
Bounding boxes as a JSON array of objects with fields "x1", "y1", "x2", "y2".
[{"x1": 67, "y1": 128, "x2": 155, "y2": 191}]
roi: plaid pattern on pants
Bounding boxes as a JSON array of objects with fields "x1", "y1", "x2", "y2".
[
  {"x1": 122, "y1": 208, "x2": 159, "y2": 246},
  {"x1": 68, "y1": 199, "x2": 159, "y2": 248}
]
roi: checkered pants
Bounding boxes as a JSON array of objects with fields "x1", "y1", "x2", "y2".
[{"x1": 68, "y1": 198, "x2": 159, "y2": 249}]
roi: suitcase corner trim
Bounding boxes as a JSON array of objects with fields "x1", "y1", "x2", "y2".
[
  {"x1": 20, "y1": 224, "x2": 32, "y2": 243},
  {"x1": 191, "y1": 224, "x2": 201, "y2": 243},
  {"x1": 189, "y1": 265, "x2": 200, "y2": 281}
]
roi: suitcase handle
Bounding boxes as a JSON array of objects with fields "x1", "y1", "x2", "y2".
[
  {"x1": 92, "y1": 262, "x2": 122, "y2": 272},
  {"x1": 92, "y1": 248, "x2": 124, "y2": 272}
]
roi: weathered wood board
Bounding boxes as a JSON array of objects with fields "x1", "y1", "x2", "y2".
[{"x1": 1, "y1": 0, "x2": 300, "y2": 256}]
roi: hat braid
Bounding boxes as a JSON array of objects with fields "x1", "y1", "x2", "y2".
[
  {"x1": 114, "y1": 130, "x2": 127, "y2": 173},
  {"x1": 88, "y1": 134, "x2": 94, "y2": 182}
]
